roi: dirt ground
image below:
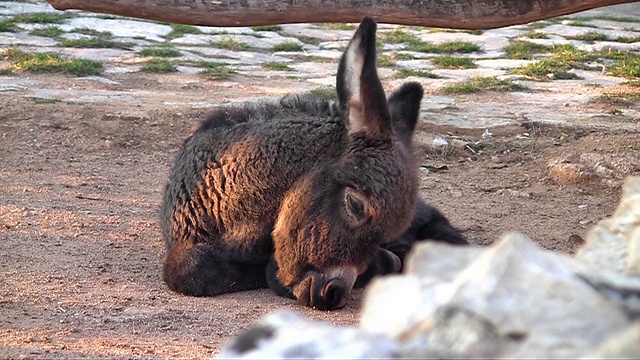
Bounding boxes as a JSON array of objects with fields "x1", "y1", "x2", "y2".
[{"x1": 1, "y1": 71, "x2": 639, "y2": 359}]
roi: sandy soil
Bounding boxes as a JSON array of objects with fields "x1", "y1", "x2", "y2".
[{"x1": 1, "y1": 71, "x2": 639, "y2": 358}]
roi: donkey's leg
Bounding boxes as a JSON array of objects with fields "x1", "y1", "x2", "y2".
[
  {"x1": 265, "y1": 256, "x2": 296, "y2": 299},
  {"x1": 163, "y1": 240, "x2": 267, "y2": 296},
  {"x1": 382, "y1": 197, "x2": 467, "y2": 270},
  {"x1": 354, "y1": 198, "x2": 467, "y2": 288},
  {"x1": 353, "y1": 247, "x2": 401, "y2": 288}
]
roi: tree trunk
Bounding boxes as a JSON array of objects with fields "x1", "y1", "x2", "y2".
[{"x1": 46, "y1": 0, "x2": 639, "y2": 29}]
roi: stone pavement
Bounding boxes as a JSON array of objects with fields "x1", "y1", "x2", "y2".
[{"x1": 1, "y1": 0, "x2": 640, "y2": 129}]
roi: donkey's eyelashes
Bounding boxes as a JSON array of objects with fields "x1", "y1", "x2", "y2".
[{"x1": 343, "y1": 188, "x2": 370, "y2": 227}]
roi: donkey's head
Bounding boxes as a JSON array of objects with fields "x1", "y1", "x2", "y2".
[{"x1": 272, "y1": 17, "x2": 423, "y2": 310}]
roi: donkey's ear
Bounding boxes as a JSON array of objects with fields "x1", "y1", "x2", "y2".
[
  {"x1": 388, "y1": 82, "x2": 424, "y2": 145},
  {"x1": 336, "y1": 17, "x2": 391, "y2": 138}
]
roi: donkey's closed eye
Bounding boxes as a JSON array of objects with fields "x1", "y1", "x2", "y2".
[{"x1": 344, "y1": 188, "x2": 369, "y2": 226}]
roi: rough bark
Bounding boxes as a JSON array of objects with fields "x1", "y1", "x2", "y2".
[{"x1": 46, "y1": 0, "x2": 639, "y2": 29}]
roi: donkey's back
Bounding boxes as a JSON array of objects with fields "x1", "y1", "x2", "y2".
[{"x1": 161, "y1": 95, "x2": 348, "y2": 254}]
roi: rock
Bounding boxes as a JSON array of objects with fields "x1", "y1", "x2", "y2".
[
  {"x1": 577, "y1": 176, "x2": 640, "y2": 273},
  {"x1": 361, "y1": 233, "x2": 637, "y2": 358},
  {"x1": 589, "y1": 323, "x2": 640, "y2": 357},
  {"x1": 546, "y1": 153, "x2": 638, "y2": 187},
  {"x1": 216, "y1": 310, "x2": 400, "y2": 359}
]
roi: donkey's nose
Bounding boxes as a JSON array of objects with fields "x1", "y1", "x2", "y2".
[{"x1": 317, "y1": 278, "x2": 347, "y2": 310}]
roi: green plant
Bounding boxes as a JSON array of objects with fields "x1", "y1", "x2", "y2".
[
  {"x1": 2, "y1": 48, "x2": 103, "y2": 76},
  {"x1": 432, "y1": 55, "x2": 476, "y2": 69},
  {"x1": 524, "y1": 31, "x2": 549, "y2": 39},
  {"x1": 30, "y1": 26, "x2": 63, "y2": 38},
  {"x1": 165, "y1": 23, "x2": 202, "y2": 40},
  {"x1": 141, "y1": 58, "x2": 177, "y2": 73},
  {"x1": 566, "y1": 20, "x2": 599, "y2": 28},
  {"x1": 30, "y1": 97, "x2": 61, "y2": 104},
  {"x1": 377, "y1": 55, "x2": 396, "y2": 67},
  {"x1": 607, "y1": 52, "x2": 640, "y2": 79},
  {"x1": 60, "y1": 38, "x2": 134, "y2": 49},
  {"x1": 408, "y1": 41, "x2": 481, "y2": 54},
  {"x1": 138, "y1": 46, "x2": 182, "y2": 57},
  {"x1": 272, "y1": 42, "x2": 303, "y2": 52},
  {"x1": 309, "y1": 86, "x2": 338, "y2": 100},
  {"x1": 252, "y1": 25, "x2": 283, "y2": 32},
  {"x1": 198, "y1": 61, "x2": 236, "y2": 80},
  {"x1": 615, "y1": 35, "x2": 640, "y2": 43},
  {"x1": 322, "y1": 23, "x2": 357, "y2": 31},
  {"x1": 394, "y1": 53, "x2": 417, "y2": 61},
  {"x1": 395, "y1": 69, "x2": 440, "y2": 79},
  {"x1": 213, "y1": 37, "x2": 251, "y2": 51},
  {"x1": 503, "y1": 40, "x2": 551, "y2": 59},
  {"x1": 378, "y1": 30, "x2": 422, "y2": 45},
  {"x1": 13, "y1": 12, "x2": 71, "y2": 24},
  {"x1": 0, "y1": 18, "x2": 17, "y2": 32},
  {"x1": 571, "y1": 15, "x2": 640, "y2": 24},
  {"x1": 570, "y1": 31, "x2": 608, "y2": 43},
  {"x1": 262, "y1": 61, "x2": 291, "y2": 71},
  {"x1": 75, "y1": 28, "x2": 112, "y2": 38},
  {"x1": 512, "y1": 44, "x2": 595, "y2": 81},
  {"x1": 441, "y1": 76, "x2": 525, "y2": 94}
]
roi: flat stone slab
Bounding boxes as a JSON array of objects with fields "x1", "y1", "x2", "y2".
[
  {"x1": 169, "y1": 33, "x2": 303, "y2": 49},
  {"x1": 27, "y1": 89, "x2": 140, "y2": 104},
  {"x1": 0, "y1": 32, "x2": 57, "y2": 47},
  {"x1": 59, "y1": 18, "x2": 172, "y2": 42},
  {"x1": 0, "y1": 1, "x2": 59, "y2": 15}
]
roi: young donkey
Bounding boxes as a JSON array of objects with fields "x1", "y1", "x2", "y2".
[{"x1": 161, "y1": 17, "x2": 467, "y2": 311}]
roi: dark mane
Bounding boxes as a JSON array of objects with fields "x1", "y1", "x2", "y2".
[{"x1": 186, "y1": 93, "x2": 343, "y2": 140}]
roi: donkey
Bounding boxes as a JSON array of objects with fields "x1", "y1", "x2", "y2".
[{"x1": 160, "y1": 17, "x2": 467, "y2": 311}]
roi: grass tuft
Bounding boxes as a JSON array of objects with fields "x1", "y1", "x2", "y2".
[
  {"x1": 2, "y1": 48, "x2": 102, "y2": 76},
  {"x1": 252, "y1": 25, "x2": 283, "y2": 32},
  {"x1": 503, "y1": 40, "x2": 551, "y2": 59},
  {"x1": 379, "y1": 30, "x2": 423, "y2": 45},
  {"x1": 309, "y1": 86, "x2": 338, "y2": 100},
  {"x1": 512, "y1": 44, "x2": 594, "y2": 80},
  {"x1": 441, "y1": 76, "x2": 525, "y2": 94},
  {"x1": 13, "y1": 12, "x2": 71, "y2": 24},
  {"x1": 377, "y1": 55, "x2": 397, "y2": 67},
  {"x1": 199, "y1": 61, "x2": 236, "y2": 80},
  {"x1": 272, "y1": 42, "x2": 303, "y2": 52},
  {"x1": 395, "y1": 69, "x2": 440, "y2": 79},
  {"x1": 165, "y1": 23, "x2": 202, "y2": 40},
  {"x1": 138, "y1": 46, "x2": 182, "y2": 57},
  {"x1": 30, "y1": 26, "x2": 63, "y2": 38},
  {"x1": 262, "y1": 61, "x2": 291, "y2": 71},
  {"x1": 408, "y1": 40, "x2": 481, "y2": 54},
  {"x1": 212, "y1": 37, "x2": 251, "y2": 51},
  {"x1": 141, "y1": 58, "x2": 177, "y2": 73},
  {"x1": 0, "y1": 18, "x2": 17, "y2": 32},
  {"x1": 322, "y1": 23, "x2": 357, "y2": 31},
  {"x1": 570, "y1": 31, "x2": 608, "y2": 43},
  {"x1": 432, "y1": 55, "x2": 476, "y2": 69},
  {"x1": 60, "y1": 38, "x2": 134, "y2": 49}
]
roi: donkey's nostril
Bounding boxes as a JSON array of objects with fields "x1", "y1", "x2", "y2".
[{"x1": 322, "y1": 278, "x2": 346, "y2": 310}]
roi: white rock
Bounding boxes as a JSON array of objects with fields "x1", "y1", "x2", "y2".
[
  {"x1": 577, "y1": 176, "x2": 640, "y2": 273},
  {"x1": 217, "y1": 310, "x2": 400, "y2": 359},
  {"x1": 361, "y1": 233, "x2": 636, "y2": 357}
]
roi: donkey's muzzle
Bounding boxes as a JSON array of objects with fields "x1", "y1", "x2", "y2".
[{"x1": 293, "y1": 266, "x2": 359, "y2": 311}]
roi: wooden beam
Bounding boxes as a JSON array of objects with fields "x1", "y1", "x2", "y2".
[{"x1": 46, "y1": 0, "x2": 640, "y2": 29}]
